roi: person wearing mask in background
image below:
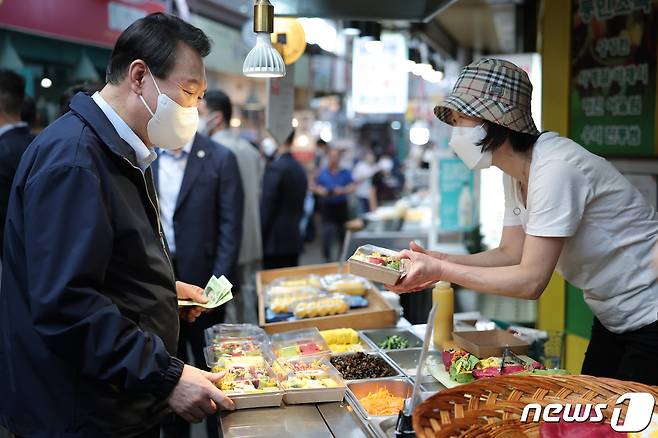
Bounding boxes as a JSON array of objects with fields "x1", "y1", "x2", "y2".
[
  {"x1": 261, "y1": 130, "x2": 308, "y2": 269},
  {"x1": 153, "y1": 129, "x2": 243, "y2": 438},
  {"x1": 197, "y1": 90, "x2": 261, "y2": 325},
  {"x1": 261, "y1": 135, "x2": 278, "y2": 163},
  {"x1": 0, "y1": 14, "x2": 236, "y2": 437},
  {"x1": 59, "y1": 82, "x2": 104, "y2": 116},
  {"x1": 0, "y1": 69, "x2": 33, "y2": 258},
  {"x1": 372, "y1": 155, "x2": 402, "y2": 209},
  {"x1": 352, "y1": 150, "x2": 377, "y2": 216},
  {"x1": 312, "y1": 147, "x2": 356, "y2": 262},
  {"x1": 389, "y1": 58, "x2": 658, "y2": 385}
]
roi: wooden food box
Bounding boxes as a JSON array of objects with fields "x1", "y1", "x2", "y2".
[{"x1": 257, "y1": 263, "x2": 397, "y2": 335}]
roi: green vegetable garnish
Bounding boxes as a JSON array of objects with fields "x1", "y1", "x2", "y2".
[
  {"x1": 386, "y1": 259, "x2": 401, "y2": 271},
  {"x1": 449, "y1": 354, "x2": 478, "y2": 383},
  {"x1": 378, "y1": 335, "x2": 410, "y2": 350}
]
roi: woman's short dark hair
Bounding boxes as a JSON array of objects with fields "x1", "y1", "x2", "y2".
[
  {"x1": 106, "y1": 12, "x2": 211, "y2": 84},
  {"x1": 479, "y1": 121, "x2": 539, "y2": 153}
]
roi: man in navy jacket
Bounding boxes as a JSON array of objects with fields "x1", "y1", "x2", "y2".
[
  {"x1": 0, "y1": 69, "x2": 33, "y2": 253},
  {"x1": 154, "y1": 133, "x2": 243, "y2": 438},
  {"x1": 0, "y1": 13, "x2": 234, "y2": 438},
  {"x1": 261, "y1": 131, "x2": 308, "y2": 269}
]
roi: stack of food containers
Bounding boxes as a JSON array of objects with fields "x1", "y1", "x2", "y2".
[{"x1": 203, "y1": 324, "x2": 283, "y2": 409}]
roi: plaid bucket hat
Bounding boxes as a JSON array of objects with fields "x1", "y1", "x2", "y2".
[{"x1": 434, "y1": 58, "x2": 539, "y2": 135}]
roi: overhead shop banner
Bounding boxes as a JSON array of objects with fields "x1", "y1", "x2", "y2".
[
  {"x1": 352, "y1": 33, "x2": 408, "y2": 114},
  {"x1": 571, "y1": 0, "x2": 658, "y2": 157},
  {"x1": 0, "y1": 0, "x2": 164, "y2": 47}
]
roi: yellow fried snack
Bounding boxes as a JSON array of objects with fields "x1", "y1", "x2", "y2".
[
  {"x1": 320, "y1": 328, "x2": 359, "y2": 345},
  {"x1": 327, "y1": 280, "x2": 366, "y2": 296},
  {"x1": 293, "y1": 297, "x2": 349, "y2": 319}
]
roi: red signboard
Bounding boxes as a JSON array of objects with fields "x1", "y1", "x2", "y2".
[{"x1": 0, "y1": 0, "x2": 166, "y2": 48}]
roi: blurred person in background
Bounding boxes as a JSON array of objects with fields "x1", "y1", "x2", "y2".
[
  {"x1": 372, "y1": 154, "x2": 403, "y2": 208},
  {"x1": 154, "y1": 128, "x2": 243, "y2": 438},
  {"x1": 20, "y1": 95, "x2": 40, "y2": 135},
  {"x1": 261, "y1": 130, "x2": 308, "y2": 269},
  {"x1": 352, "y1": 149, "x2": 377, "y2": 216},
  {"x1": 0, "y1": 69, "x2": 33, "y2": 257},
  {"x1": 261, "y1": 135, "x2": 278, "y2": 163},
  {"x1": 312, "y1": 147, "x2": 355, "y2": 262},
  {"x1": 59, "y1": 82, "x2": 104, "y2": 116},
  {"x1": 0, "y1": 14, "x2": 237, "y2": 437},
  {"x1": 198, "y1": 90, "x2": 262, "y2": 325}
]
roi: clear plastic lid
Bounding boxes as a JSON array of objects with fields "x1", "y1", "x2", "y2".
[
  {"x1": 272, "y1": 356, "x2": 335, "y2": 377},
  {"x1": 266, "y1": 274, "x2": 323, "y2": 292},
  {"x1": 289, "y1": 294, "x2": 349, "y2": 319},
  {"x1": 270, "y1": 328, "x2": 331, "y2": 359},
  {"x1": 280, "y1": 369, "x2": 345, "y2": 390},
  {"x1": 265, "y1": 286, "x2": 323, "y2": 314},
  {"x1": 321, "y1": 274, "x2": 373, "y2": 296},
  {"x1": 204, "y1": 323, "x2": 268, "y2": 346},
  {"x1": 204, "y1": 340, "x2": 271, "y2": 367},
  {"x1": 210, "y1": 361, "x2": 281, "y2": 394},
  {"x1": 350, "y1": 245, "x2": 402, "y2": 271}
]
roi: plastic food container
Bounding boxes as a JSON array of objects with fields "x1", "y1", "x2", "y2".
[
  {"x1": 265, "y1": 286, "x2": 322, "y2": 314},
  {"x1": 204, "y1": 323, "x2": 268, "y2": 346},
  {"x1": 266, "y1": 275, "x2": 323, "y2": 292},
  {"x1": 210, "y1": 361, "x2": 283, "y2": 409},
  {"x1": 348, "y1": 245, "x2": 403, "y2": 285},
  {"x1": 270, "y1": 328, "x2": 331, "y2": 360},
  {"x1": 281, "y1": 369, "x2": 346, "y2": 404},
  {"x1": 289, "y1": 294, "x2": 349, "y2": 319},
  {"x1": 452, "y1": 329, "x2": 530, "y2": 357},
  {"x1": 204, "y1": 340, "x2": 271, "y2": 367},
  {"x1": 321, "y1": 274, "x2": 374, "y2": 296}
]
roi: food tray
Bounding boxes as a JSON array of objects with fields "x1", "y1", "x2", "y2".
[
  {"x1": 203, "y1": 340, "x2": 271, "y2": 367},
  {"x1": 270, "y1": 328, "x2": 332, "y2": 359},
  {"x1": 321, "y1": 273, "x2": 374, "y2": 296},
  {"x1": 257, "y1": 263, "x2": 397, "y2": 334},
  {"x1": 346, "y1": 377, "x2": 413, "y2": 421},
  {"x1": 281, "y1": 371, "x2": 346, "y2": 404},
  {"x1": 321, "y1": 328, "x2": 374, "y2": 354},
  {"x1": 329, "y1": 351, "x2": 402, "y2": 382},
  {"x1": 452, "y1": 329, "x2": 529, "y2": 357},
  {"x1": 211, "y1": 360, "x2": 284, "y2": 410},
  {"x1": 348, "y1": 245, "x2": 403, "y2": 285},
  {"x1": 360, "y1": 328, "x2": 423, "y2": 351},
  {"x1": 204, "y1": 323, "x2": 268, "y2": 346}
]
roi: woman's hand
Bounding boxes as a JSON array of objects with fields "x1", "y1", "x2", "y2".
[
  {"x1": 387, "y1": 250, "x2": 443, "y2": 293},
  {"x1": 176, "y1": 281, "x2": 208, "y2": 323}
]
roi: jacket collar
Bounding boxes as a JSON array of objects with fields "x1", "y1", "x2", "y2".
[{"x1": 69, "y1": 92, "x2": 140, "y2": 168}]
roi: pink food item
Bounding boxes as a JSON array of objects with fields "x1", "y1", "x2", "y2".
[
  {"x1": 299, "y1": 342, "x2": 322, "y2": 355},
  {"x1": 367, "y1": 257, "x2": 386, "y2": 265}
]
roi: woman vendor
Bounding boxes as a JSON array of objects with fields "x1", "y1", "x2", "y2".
[{"x1": 389, "y1": 58, "x2": 658, "y2": 385}]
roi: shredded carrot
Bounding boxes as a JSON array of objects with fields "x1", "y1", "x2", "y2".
[{"x1": 359, "y1": 388, "x2": 405, "y2": 416}]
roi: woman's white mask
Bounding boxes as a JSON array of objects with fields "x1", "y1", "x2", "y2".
[{"x1": 448, "y1": 124, "x2": 492, "y2": 170}]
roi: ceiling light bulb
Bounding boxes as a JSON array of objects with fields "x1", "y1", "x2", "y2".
[
  {"x1": 292, "y1": 118, "x2": 299, "y2": 128},
  {"x1": 40, "y1": 77, "x2": 52, "y2": 88},
  {"x1": 243, "y1": 33, "x2": 286, "y2": 78},
  {"x1": 243, "y1": 0, "x2": 285, "y2": 78}
]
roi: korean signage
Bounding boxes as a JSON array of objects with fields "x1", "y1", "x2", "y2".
[
  {"x1": 352, "y1": 33, "x2": 408, "y2": 114},
  {"x1": 570, "y1": 0, "x2": 658, "y2": 157},
  {"x1": 439, "y1": 158, "x2": 476, "y2": 232}
]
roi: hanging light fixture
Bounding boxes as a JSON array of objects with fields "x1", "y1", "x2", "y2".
[
  {"x1": 343, "y1": 20, "x2": 361, "y2": 36},
  {"x1": 243, "y1": 0, "x2": 285, "y2": 78}
]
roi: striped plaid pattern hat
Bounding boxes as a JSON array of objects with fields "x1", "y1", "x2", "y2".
[{"x1": 434, "y1": 58, "x2": 539, "y2": 135}]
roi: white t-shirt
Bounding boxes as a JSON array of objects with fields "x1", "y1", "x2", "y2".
[
  {"x1": 503, "y1": 132, "x2": 658, "y2": 333},
  {"x1": 352, "y1": 161, "x2": 376, "y2": 199}
]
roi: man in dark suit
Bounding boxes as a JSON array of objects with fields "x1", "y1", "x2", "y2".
[
  {"x1": 153, "y1": 132, "x2": 243, "y2": 438},
  {"x1": 261, "y1": 131, "x2": 308, "y2": 269},
  {"x1": 0, "y1": 69, "x2": 33, "y2": 253}
]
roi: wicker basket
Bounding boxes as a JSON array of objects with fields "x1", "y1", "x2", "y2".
[{"x1": 413, "y1": 374, "x2": 658, "y2": 437}]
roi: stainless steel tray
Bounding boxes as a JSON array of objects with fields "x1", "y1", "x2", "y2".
[
  {"x1": 346, "y1": 377, "x2": 413, "y2": 422},
  {"x1": 360, "y1": 328, "x2": 423, "y2": 351},
  {"x1": 330, "y1": 351, "x2": 403, "y2": 383},
  {"x1": 383, "y1": 348, "x2": 446, "y2": 393}
]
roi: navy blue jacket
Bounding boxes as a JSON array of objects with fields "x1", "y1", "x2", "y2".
[
  {"x1": 261, "y1": 152, "x2": 308, "y2": 256},
  {"x1": 152, "y1": 133, "x2": 243, "y2": 287},
  {"x1": 0, "y1": 124, "x2": 33, "y2": 251},
  {"x1": 0, "y1": 93, "x2": 184, "y2": 437}
]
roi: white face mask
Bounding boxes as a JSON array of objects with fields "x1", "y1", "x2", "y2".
[
  {"x1": 197, "y1": 112, "x2": 218, "y2": 136},
  {"x1": 378, "y1": 157, "x2": 394, "y2": 173},
  {"x1": 139, "y1": 68, "x2": 199, "y2": 150},
  {"x1": 261, "y1": 138, "x2": 277, "y2": 157},
  {"x1": 448, "y1": 124, "x2": 492, "y2": 170}
]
